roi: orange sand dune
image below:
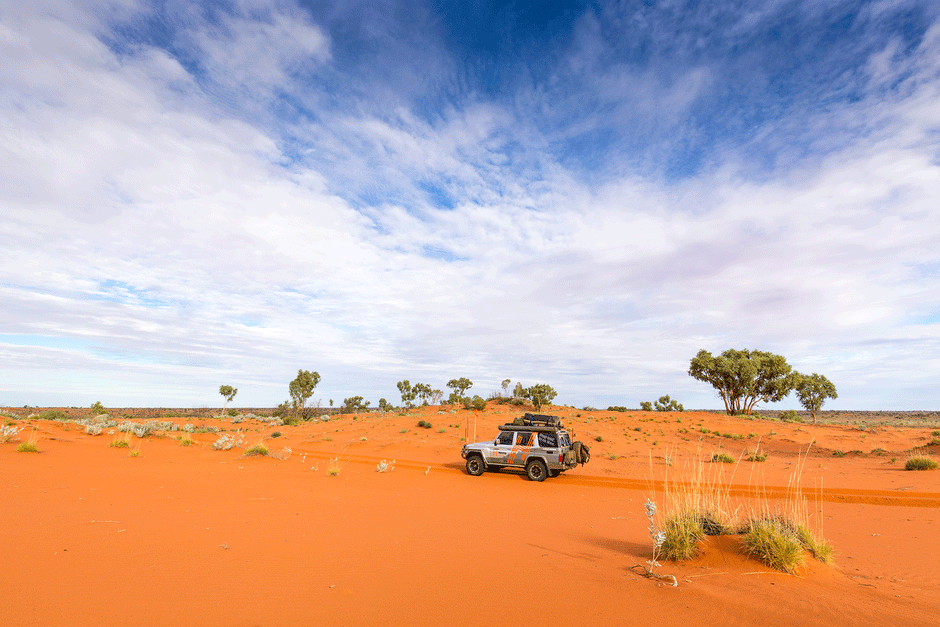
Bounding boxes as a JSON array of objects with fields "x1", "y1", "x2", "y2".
[{"x1": 2, "y1": 405, "x2": 938, "y2": 626}]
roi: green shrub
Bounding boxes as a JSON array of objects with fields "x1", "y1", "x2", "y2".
[
  {"x1": 742, "y1": 519, "x2": 805, "y2": 573},
  {"x1": 711, "y1": 452, "x2": 735, "y2": 464},
  {"x1": 595, "y1": 435, "x2": 603, "y2": 442},
  {"x1": 780, "y1": 410, "x2": 803, "y2": 423},
  {"x1": 109, "y1": 438, "x2": 130, "y2": 448},
  {"x1": 607, "y1": 406, "x2": 627, "y2": 412},
  {"x1": 422, "y1": 421, "x2": 432, "y2": 429},
  {"x1": 244, "y1": 443, "x2": 269, "y2": 457},
  {"x1": 17, "y1": 441, "x2": 39, "y2": 453},
  {"x1": 905, "y1": 456, "x2": 938, "y2": 471},
  {"x1": 271, "y1": 431, "x2": 282, "y2": 438},
  {"x1": 746, "y1": 451, "x2": 768, "y2": 462},
  {"x1": 36, "y1": 410, "x2": 68, "y2": 421},
  {"x1": 640, "y1": 401, "x2": 653, "y2": 411},
  {"x1": 470, "y1": 395, "x2": 487, "y2": 411},
  {"x1": 417, "y1": 420, "x2": 427, "y2": 428},
  {"x1": 227, "y1": 408, "x2": 238, "y2": 417},
  {"x1": 660, "y1": 514, "x2": 705, "y2": 561},
  {"x1": 90, "y1": 401, "x2": 107, "y2": 415}
]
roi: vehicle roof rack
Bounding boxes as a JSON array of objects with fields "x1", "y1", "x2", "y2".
[{"x1": 498, "y1": 413, "x2": 565, "y2": 431}]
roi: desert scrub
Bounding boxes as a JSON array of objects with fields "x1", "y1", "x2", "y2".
[
  {"x1": 746, "y1": 450, "x2": 767, "y2": 462},
  {"x1": 660, "y1": 513, "x2": 705, "y2": 560},
  {"x1": 742, "y1": 519, "x2": 805, "y2": 573},
  {"x1": 109, "y1": 436, "x2": 130, "y2": 448},
  {"x1": 179, "y1": 434, "x2": 195, "y2": 447},
  {"x1": 375, "y1": 459, "x2": 395, "y2": 473},
  {"x1": 270, "y1": 431, "x2": 282, "y2": 438},
  {"x1": 17, "y1": 441, "x2": 39, "y2": 452},
  {"x1": 84, "y1": 423, "x2": 103, "y2": 436},
  {"x1": 244, "y1": 443, "x2": 269, "y2": 457},
  {"x1": 711, "y1": 452, "x2": 736, "y2": 464},
  {"x1": 905, "y1": 456, "x2": 938, "y2": 471},
  {"x1": 213, "y1": 433, "x2": 244, "y2": 450},
  {"x1": 1, "y1": 424, "x2": 23, "y2": 443}
]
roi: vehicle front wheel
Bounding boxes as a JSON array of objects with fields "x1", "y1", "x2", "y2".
[
  {"x1": 466, "y1": 455, "x2": 485, "y2": 476},
  {"x1": 526, "y1": 459, "x2": 548, "y2": 482}
]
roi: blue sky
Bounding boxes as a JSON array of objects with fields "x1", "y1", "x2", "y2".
[{"x1": 2, "y1": 0, "x2": 939, "y2": 410}]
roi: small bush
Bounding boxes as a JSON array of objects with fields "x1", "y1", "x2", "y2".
[
  {"x1": 746, "y1": 451, "x2": 768, "y2": 462},
  {"x1": 84, "y1": 423, "x2": 103, "y2": 436},
  {"x1": 711, "y1": 453, "x2": 736, "y2": 464},
  {"x1": 660, "y1": 514, "x2": 705, "y2": 561},
  {"x1": 1, "y1": 424, "x2": 23, "y2": 443},
  {"x1": 17, "y1": 441, "x2": 39, "y2": 453},
  {"x1": 90, "y1": 401, "x2": 107, "y2": 415},
  {"x1": 109, "y1": 437, "x2": 130, "y2": 448},
  {"x1": 213, "y1": 433, "x2": 244, "y2": 450},
  {"x1": 780, "y1": 410, "x2": 803, "y2": 423},
  {"x1": 905, "y1": 456, "x2": 938, "y2": 471},
  {"x1": 470, "y1": 395, "x2": 487, "y2": 411},
  {"x1": 36, "y1": 410, "x2": 68, "y2": 421},
  {"x1": 417, "y1": 420, "x2": 427, "y2": 428},
  {"x1": 227, "y1": 408, "x2": 238, "y2": 417},
  {"x1": 595, "y1": 435, "x2": 603, "y2": 442},
  {"x1": 129, "y1": 449, "x2": 140, "y2": 458},
  {"x1": 244, "y1": 443, "x2": 269, "y2": 457},
  {"x1": 742, "y1": 519, "x2": 805, "y2": 573},
  {"x1": 271, "y1": 431, "x2": 282, "y2": 438}
]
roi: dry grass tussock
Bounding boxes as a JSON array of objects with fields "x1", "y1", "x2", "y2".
[{"x1": 647, "y1": 441, "x2": 832, "y2": 573}]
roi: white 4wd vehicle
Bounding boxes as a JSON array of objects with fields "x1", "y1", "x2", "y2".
[{"x1": 460, "y1": 413, "x2": 590, "y2": 481}]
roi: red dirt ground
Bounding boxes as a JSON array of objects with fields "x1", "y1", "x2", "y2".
[{"x1": 2, "y1": 405, "x2": 938, "y2": 626}]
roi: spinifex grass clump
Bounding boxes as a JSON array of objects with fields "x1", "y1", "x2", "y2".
[
  {"x1": 743, "y1": 442, "x2": 833, "y2": 570},
  {"x1": 741, "y1": 518, "x2": 805, "y2": 573},
  {"x1": 905, "y1": 456, "x2": 938, "y2": 471},
  {"x1": 244, "y1": 443, "x2": 269, "y2": 457},
  {"x1": 655, "y1": 452, "x2": 738, "y2": 561}
]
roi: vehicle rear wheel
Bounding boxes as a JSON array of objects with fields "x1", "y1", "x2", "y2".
[
  {"x1": 549, "y1": 469, "x2": 561, "y2": 478},
  {"x1": 526, "y1": 459, "x2": 548, "y2": 482},
  {"x1": 466, "y1": 455, "x2": 485, "y2": 476}
]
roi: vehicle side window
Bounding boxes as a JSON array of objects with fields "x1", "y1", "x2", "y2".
[
  {"x1": 558, "y1": 433, "x2": 571, "y2": 447},
  {"x1": 538, "y1": 432, "x2": 557, "y2": 447},
  {"x1": 516, "y1": 432, "x2": 532, "y2": 446},
  {"x1": 497, "y1": 431, "x2": 514, "y2": 445}
]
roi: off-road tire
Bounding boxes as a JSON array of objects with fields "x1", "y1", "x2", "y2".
[
  {"x1": 466, "y1": 455, "x2": 485, "y2": 476},
  {"x1": 526, "y1": 459, "x2": 548, "y2": 482}
]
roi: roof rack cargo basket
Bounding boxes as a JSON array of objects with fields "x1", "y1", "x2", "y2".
[{"x1": 507, "y1": 413, "x2": 564, "y2": 428}]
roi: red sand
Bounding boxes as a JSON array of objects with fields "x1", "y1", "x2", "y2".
[{"x1": 2, "y1": 405, "x2": 938, "y2": 626}]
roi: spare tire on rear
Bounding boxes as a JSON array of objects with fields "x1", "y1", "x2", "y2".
[{"x1": 572, "y1": 441, "x2": 591, "y2": 465}]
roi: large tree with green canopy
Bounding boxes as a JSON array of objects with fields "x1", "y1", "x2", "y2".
[{"x1": 688, "y1": 348, "x2": 799, "y2": 415}]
